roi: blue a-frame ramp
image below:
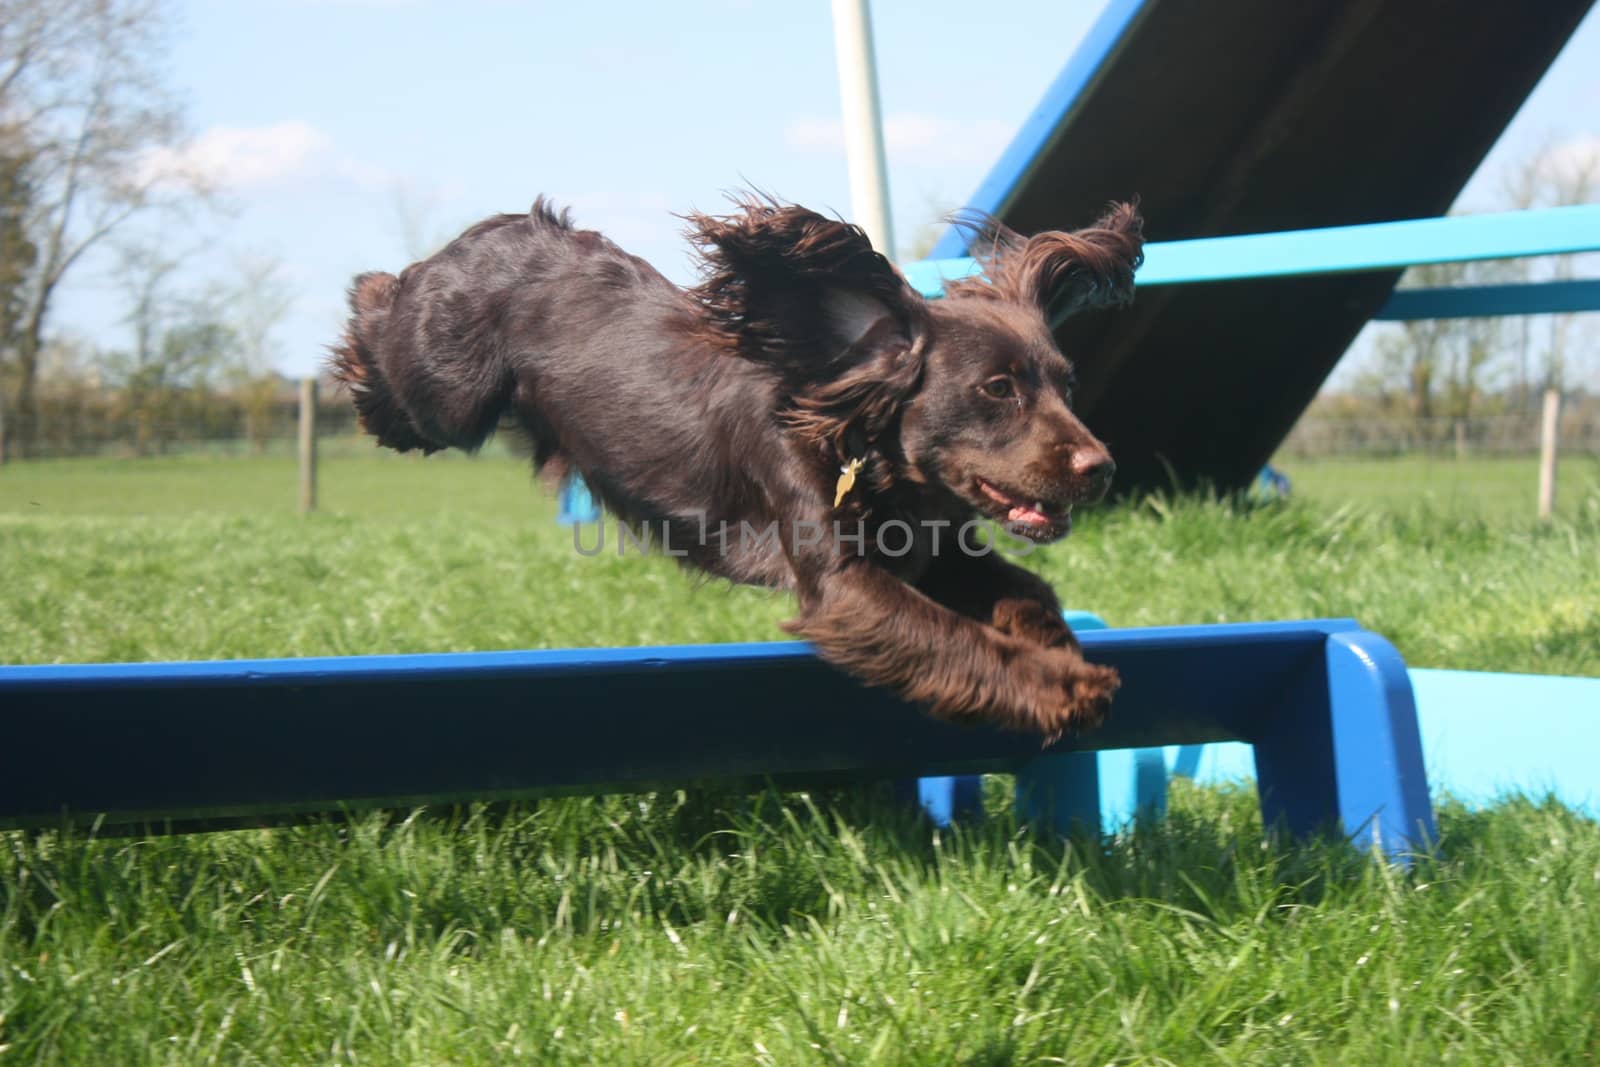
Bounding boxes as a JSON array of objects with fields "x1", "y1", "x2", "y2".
[{"x1": 931, "y1": 0, "x2": 1595, "y2": 492}]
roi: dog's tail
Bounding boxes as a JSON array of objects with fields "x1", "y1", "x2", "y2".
[{"x1": 328, "y1": 271, "x2": 441, "y2": 453}]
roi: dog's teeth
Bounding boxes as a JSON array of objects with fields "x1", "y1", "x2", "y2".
[{"x1": 1034, "y1": 501, "x2": 1047, "y2": 514}]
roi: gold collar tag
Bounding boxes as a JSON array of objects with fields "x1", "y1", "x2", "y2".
[{"x1": 833, "y1": 457, "x2": 865, "y2": 507}]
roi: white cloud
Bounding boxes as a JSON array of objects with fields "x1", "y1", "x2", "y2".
[
  {"x1": 1535, "y1": 134, "x2": 1600, "y2": 188},
  {"x1": 784, "y1": 112, "x2": 1014, "y2": 166},
  {"x1": 139, "y1": 120, "x2": 390, "y2": 191}
]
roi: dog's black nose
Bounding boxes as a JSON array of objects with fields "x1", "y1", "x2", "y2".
[{"x1": 1073, "y1": 450, "x2": 1116, "y2": 500}]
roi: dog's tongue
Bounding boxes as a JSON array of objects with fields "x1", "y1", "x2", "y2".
[{"x1": 1007, "y1": 504, "x2": 1052, "y2": 527}]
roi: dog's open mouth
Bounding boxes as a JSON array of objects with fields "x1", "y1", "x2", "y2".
[{"x1": 974, "y1": 478, "x2": 1073, "y2": 540}]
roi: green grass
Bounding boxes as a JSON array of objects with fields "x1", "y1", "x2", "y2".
[
  {"x1": 1, "y1": 453, "x2": 1598, "y2": 1063},
  {"x1": 0, "y1": 450, "x2": 540, "y2": 519},
  {"x1": 2, "y1": 453, "x2": 1596, "y2": 672},
  {"x1": 5, "y1": 788, "x2": 1600, "y2": 1064}
]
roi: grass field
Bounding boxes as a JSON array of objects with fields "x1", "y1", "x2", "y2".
[
  {"x1": 1276, "y1": 452, "x2": 1600, "y2": 523},
  {"x1": 2, "y1": 452, "x2": 1598, "y2": 1063}
]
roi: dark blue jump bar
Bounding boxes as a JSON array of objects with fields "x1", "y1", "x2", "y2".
[{"x1": 0, "y1": 619, "x2": 1435, "y2": 856}]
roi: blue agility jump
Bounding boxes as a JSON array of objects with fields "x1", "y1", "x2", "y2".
[{"x1": 0, "y1": 618, "x2": 1435, "y2": 859}]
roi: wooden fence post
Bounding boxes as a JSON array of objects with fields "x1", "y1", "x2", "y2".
[
  {"x1": 1537, "y1": 387, "x2": 1560, "y2": 522},
  {"x1": 299, "y1": 377, "x2": 318, "y2": 515}
]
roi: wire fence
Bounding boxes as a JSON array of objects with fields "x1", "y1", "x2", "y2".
[
  {"x1": 15, "y1": 386, "x2": 363, "y2": 459},
  {"x1": 1279, "y1": 410, "x2": 1600, "y2": 459},
  {"x1": 21, "y1": 388, "x2": 1598, "y2": 454},
  {"x1": 9, "y1": 381, "x2": 1600, "y2": 520}
]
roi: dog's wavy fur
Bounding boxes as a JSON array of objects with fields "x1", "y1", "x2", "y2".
[{"x1": 330, "y1": 193, "x2": 1143, "y2": 738}]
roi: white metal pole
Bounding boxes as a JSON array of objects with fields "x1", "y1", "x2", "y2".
[{"x1": 831, "y1": 0, "x2": 896, "y2": 257}]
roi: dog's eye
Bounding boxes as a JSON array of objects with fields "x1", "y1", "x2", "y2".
[{"x1": 980, "y1": 376, "x2": 1015, "y2": 400}]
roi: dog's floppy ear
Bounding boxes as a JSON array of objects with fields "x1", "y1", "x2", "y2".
[
  {"x1": 688, "y1": 195, "x2": 926, "y2": 467},
  {"x1": 950, "y1": 201, "x2": 1144, "y2": 320},
  {"x1": 783, "y1": 325, "x2": 924, "y2": 466},
  {"x1": 686, "y1": 194, "x2": 923, "y2": 363}
]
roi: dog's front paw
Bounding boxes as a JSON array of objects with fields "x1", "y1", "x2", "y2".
[
  {"x1": 1034, "y1": 656, "x2": 1119, "y2": 743},
  {"x1": 1061, "y1": 662, "x2": 1119, "y2": 732}
]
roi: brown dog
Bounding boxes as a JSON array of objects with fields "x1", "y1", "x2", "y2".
[{"x1": 331, "y1": 195, "x2": 1143, "y2": 739}]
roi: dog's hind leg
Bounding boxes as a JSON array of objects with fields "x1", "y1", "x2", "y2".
[
  {"x1": 330, "y1": 272, "x2": 519, "y2": 455},
  {"x1": 329, "y1": 272, "x2": 442, "y2": 453}
]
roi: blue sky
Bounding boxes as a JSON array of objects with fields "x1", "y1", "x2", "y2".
[{"x1": 53, "y1": 0, "x2": 1600, "y2": 378}]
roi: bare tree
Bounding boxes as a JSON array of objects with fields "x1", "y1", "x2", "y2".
[
  {"x1": 0, "y1": 125, "x2": 35, "y2": 448},
  {"x1": 1358, "y1": 255, "x2": 1512, "y2": 436},
  {"x1": 0, "y1": 0, "x2": 201, "y2": 461},
  {"x1": 114, "y1": 240, "x2": 181, "y2": 374},
  {"x1": 1366, "y1": 321, "x2": 1442, "y2": 423},
  {"x1": 225, "y1": 252, "x2": 294, "y2": 452},
  {"x1": 98, "y1": 239, "x2": 234, "y2": 453},
  {"x1": 225, "y1": 254, "x2": 292, "y2": 374}
]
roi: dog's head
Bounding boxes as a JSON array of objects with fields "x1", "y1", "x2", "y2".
[{"x1": 688, "y1": 196, "x2": 1143, "y2": 542}]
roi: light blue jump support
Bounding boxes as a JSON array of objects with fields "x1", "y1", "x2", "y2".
[{"x1": 1178, "y1": 670, "x2": 1600, "y2": 821}]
